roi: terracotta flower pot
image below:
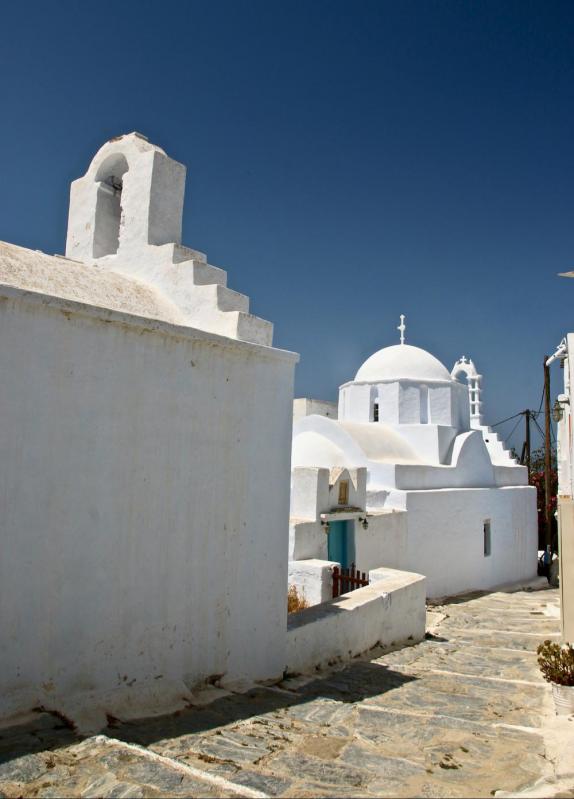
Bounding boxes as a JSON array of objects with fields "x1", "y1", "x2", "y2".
[{"x1": 552, "y1": 683, "x2": 574, "y2": 715}]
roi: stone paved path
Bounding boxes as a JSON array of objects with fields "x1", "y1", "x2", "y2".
[{"x1": 0, "y1": 585, "x2": 566, "y2": 798}]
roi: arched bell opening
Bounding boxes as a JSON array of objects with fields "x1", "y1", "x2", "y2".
[
  {"x1": 453, "y1": 368, "x2": 469, "y2": 386},
  {"x1": 93, "y1": 154, "x2": 129, "y2": 258}
]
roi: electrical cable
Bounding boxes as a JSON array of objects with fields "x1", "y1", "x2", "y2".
[
  {"x1": 491, "y1": 412, "x2": 523, "y2": 428},
  {"x1": 504, "y1": 415, "x2": 523, "y2": 446},
  {"x1": 537, "y1": 387, "x2": 544, "y2": 415}
]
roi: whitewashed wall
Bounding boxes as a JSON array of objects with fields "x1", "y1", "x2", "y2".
[
  {"x1": 378, "y1": 486, "x2": 538, "y2": 598},
  {"x1": 338, "y1": 379, "x2": 469, "y2": 430},
  {"x1": 0, "y1": 289, "x2": 296, "y2": 720},
  {"x1": 286, "y1": 568, "x2": 426, "y2": 674},
  {"x1": 293, "y1": 398, "x2": 337, "y2": 423},
  {"x1": 354, "y1": 509, "x2": 408, "y2": 573}
]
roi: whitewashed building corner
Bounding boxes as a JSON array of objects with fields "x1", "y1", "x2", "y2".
[{"x1": 0, "y1": 133, "x2": 299, "y2": 730}]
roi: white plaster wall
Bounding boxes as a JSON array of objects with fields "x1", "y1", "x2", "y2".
[
  {"x1": 290, "y1": 468, "x2": 329, "y2": 520},
  {"x1": 429, "y1": 385, "x2": 453, "y2": 426},
  {"x1": 293, "y1": 398, "x2": 337, "y2": 422},
  {"x1": 289, "y1": 520, "x2": 327, "y2": 560},
  {"x1": 286, "y1": 568, "x2": 426, "y2": 674},
  {"x1": 401, "y1": 486, "x2": 538, "y2": 598},
  {"x1": 378, "y1": 383, "x2": 400, "y2": 424},
  {"x1": 288, "y1": 559, "x2": 337, "y2": 606},
  {"x1": 393, "y1": 431, "x2": 499, "y2": 490},
  {"x1": 398, "y1": 384, "x2": 421, "y2": 424},
  {"x1": 0, "y1": 291, "x2": 296, "y2": 719},
  {"x1": 387, "y1": 424, "x2": 457, "y2": 464},
  {"x1": 354, "y1": 510, "x2": 409, "y2": 573},
  {"x1": 339, "y1": 383, "x2": 371, "y2": 423}
]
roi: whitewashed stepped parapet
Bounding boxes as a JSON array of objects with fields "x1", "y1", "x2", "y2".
[
  {"x1": 451, "y1": 356, "x2": 517, "y2": 465},
  {"x1": 475, "y1": 423, "x2": 517, "y2": 465},
  {"x1": 65, "y1": 132, "x2": 272, "y2": 346}
]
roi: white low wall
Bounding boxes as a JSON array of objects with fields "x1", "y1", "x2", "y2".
[
  {"x1": 286, "y1": 567, "x2": 426, "y2": 674},
  {"x1": 288, "y1": 559, "x2": 337, "y2": 606}
]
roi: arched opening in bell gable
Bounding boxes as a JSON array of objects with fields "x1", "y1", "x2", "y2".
[{"x1": 93, "y1": 154, "x2": 129, "y2": 258}]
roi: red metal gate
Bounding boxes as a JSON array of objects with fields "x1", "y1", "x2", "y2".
[{"x1": 332, "y1": 563, "x2": 369, "y2": 598}]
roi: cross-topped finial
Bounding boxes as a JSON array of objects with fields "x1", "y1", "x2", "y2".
[{"x1": 397, "y1": 314, "x2": 406, "y2": 345}]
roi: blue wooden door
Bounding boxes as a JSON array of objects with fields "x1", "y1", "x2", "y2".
[{"x1": 328, "y1": 520, "x2": 355, "y2": 568}]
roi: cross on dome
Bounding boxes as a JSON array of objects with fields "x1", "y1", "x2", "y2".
[{"x1": 397, "y1": 314, "x2": 406, "y2": 345}]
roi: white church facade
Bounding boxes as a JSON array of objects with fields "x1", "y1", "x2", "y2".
[
  {"x1": 290, "y1": 320, "x2": 538, "y2": 600},
  {"x1": 0, "y1": 133, "x2": 298, "y2": 726}
]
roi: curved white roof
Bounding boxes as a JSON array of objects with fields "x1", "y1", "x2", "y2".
[
  {"x1": 292, "y1": 416, "x2": 422, "y2": 468},
  {"x1": 355, "y1": 343, "x2": 452, "y2": 383},
  {"x1": 292, "y1": 431, "x2": 350, "y2": 469},
  {"x1": 338, "y1": 421, "x2": 421, "y2": 464}
]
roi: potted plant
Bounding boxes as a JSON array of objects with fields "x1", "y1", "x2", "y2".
[{"x1": 537, "y1": 640, "x2": 574, "y2": 715}]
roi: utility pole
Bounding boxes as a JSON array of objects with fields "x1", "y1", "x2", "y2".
[{"x1": 544, "y1": 356, "x2": 553, "y2": 553}]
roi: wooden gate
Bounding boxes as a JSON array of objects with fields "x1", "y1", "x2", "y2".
[{"x1": 332, "y1": 563, "x2": 369, "y2": 598}]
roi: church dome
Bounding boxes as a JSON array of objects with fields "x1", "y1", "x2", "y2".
[{"x1": 355, "y1": 344, "x2": 452, "y2": 383}]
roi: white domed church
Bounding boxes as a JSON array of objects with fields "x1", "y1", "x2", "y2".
[{"x1": 289, "y1": 319, "x2": 537, "y2": 600}]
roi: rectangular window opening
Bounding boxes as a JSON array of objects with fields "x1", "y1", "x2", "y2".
[
  {"x1": 338, "y1": 480, "x2": 349, "y2": 506},
  {"x1": 373, "y1": 402, "x2": 379, "y2": 422},
  {"x1": 483, "y1": 520, "x2": 491, "y2": 557}
]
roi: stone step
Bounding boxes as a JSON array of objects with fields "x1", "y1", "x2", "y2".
[
  {"x1": 170, "y1": 243, "x2": 228, "y2": 287},
  {"x1": 172, "y1": 243, "x2": 207, "y2": 264},
  {"x1": 186, "y1": 259, "x2": 228, "y2": 287},
  {"x1": 234, "y1": 311, "x2": 273, "y2": 347},
  {"x1": 211, "y1": 284, "x2": 249, "y2": 313},
  {"x1": 154, "y1": 243, "x2": 274, "y2": 345}
]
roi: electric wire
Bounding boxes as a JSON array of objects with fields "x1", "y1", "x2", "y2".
[
  {"x1": 537, "y1": 387, "x2": 544, "y2": 415},
  {"x1": 491, "y1": 412, "x2": 523, "y2": 428},
  {"x1": 504, "y1": 415, "x2": 524, "y2": 446}
]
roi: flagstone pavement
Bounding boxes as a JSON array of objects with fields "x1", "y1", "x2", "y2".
[{"x1": 1, "y1": 583, "x2": 571, "y2": 798}]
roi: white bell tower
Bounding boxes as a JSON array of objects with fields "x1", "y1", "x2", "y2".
[{"x1": 65, "y1": 132, "x2": 186, "y2": 264}]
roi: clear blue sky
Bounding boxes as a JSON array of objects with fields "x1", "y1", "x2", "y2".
[{"x1": 1, "y1": 0, "x2": 573, "y2": 451}]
